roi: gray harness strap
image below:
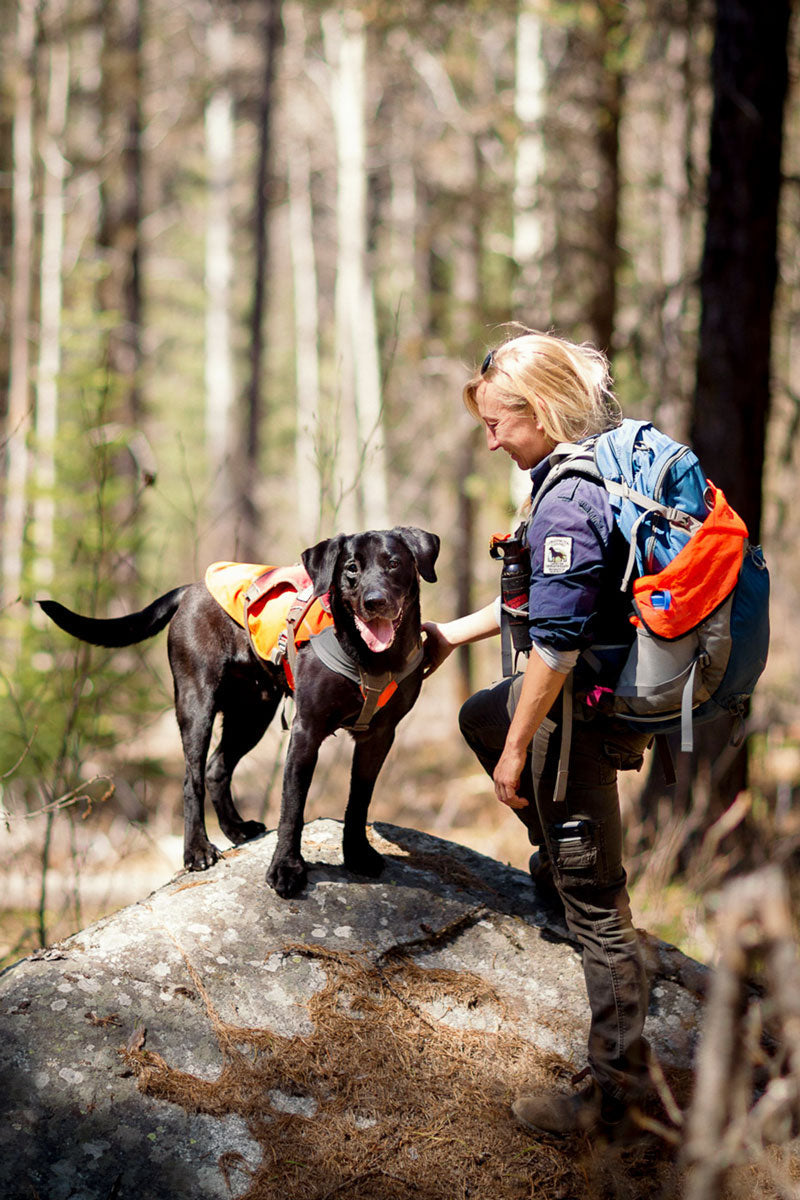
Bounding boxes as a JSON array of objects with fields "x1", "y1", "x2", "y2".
[
  {"x1": 553, "y1": 669, "x2": 574, "y2": 805},
  {"x1": 309, "y1": 625, "x2": 424, "y2": 731}
]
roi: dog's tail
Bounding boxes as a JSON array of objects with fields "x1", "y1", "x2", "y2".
[{"x1": 38, "y1": 587, "x2": 189, "y2": 648}]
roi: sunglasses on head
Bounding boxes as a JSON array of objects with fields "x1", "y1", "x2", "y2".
[{"x1": 480, "y1": 350, "x2": 495, "y2": 374}]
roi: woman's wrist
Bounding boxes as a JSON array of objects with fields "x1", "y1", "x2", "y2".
[
  {"x1": 504, "y1": 724, "x2": 535, "y2": 755},
  {"x1": 441, "y1": 602, "x2": 500, "y2": 647},
  {"x1": 433, "y1": 619, "x2": 462, "y2": 649}
]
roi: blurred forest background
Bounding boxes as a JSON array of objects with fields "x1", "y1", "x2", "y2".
[{"x1": 1, "y1": 0, "x2": 799, "y2": 970}]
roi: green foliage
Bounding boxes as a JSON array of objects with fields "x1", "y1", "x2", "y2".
[{"x1": 0, "y1": 343, "x2": 169, "y2": 807}]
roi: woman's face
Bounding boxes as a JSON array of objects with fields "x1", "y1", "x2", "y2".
[{"x1": 474, "y1": 379, "x2": 555, "y2": 471}]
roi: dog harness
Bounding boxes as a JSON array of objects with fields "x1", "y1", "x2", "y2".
[
  {"x1": 204, "y1": 561, "x2": 423, "y2": 730},
  {"x1": 307, "y1": 625, "x2": 424, "y2": 731}
]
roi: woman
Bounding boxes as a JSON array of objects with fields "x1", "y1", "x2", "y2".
[{"x1": 423, "y1": 329, "x2": 652, "y2": 1138}]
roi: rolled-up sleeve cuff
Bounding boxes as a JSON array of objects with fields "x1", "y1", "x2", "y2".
[{"x1": 531, "y1": 640, "x2": 580, "y2": 674}]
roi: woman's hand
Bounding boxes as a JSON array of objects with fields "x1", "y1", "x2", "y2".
[
  {"x1": 421, "y1": 621, "x2": 455, "y2": 677},
  {"x1": 493, "y1": 743, "x2": 529, "y2": 809}
]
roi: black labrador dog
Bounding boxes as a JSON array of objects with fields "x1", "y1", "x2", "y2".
[{"x1": 39, "y1": 526, "x2": 439, "y2": 897}]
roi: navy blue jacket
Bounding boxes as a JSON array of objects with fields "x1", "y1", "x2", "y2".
[{"x1": 524, "y1": 456, "x2": 634, "y2": 656}]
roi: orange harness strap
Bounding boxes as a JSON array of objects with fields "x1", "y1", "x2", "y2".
[{"x1": 278, "y1": 586, "x2": 322, "y2": 689}]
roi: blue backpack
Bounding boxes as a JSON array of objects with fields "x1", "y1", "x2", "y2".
[{"x1": 531, "y1": 419, "x2": 770, "y2": 755}]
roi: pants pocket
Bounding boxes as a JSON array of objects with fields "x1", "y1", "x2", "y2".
[
  {"x1": 601, "y1": 725, "x2": 652, "y2": 772},
  {"x1": 549, "y1": 818, "x2": 598, "y2": 882},
  {"x1": 601, "y1": 740, "x2": 646, "y2": 772}
]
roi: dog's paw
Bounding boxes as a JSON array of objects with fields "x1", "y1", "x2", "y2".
[
  {"x1": 344, "y1": 842, "x2": 385, "y2": 879},
  {"x1": 225, "y1": 819, "x2": 267, "y2": 846},
  {"x1": 185, "y1": 840, "x2": 222, "y2": 872},
  {"x1": 266, "y1": 854, "x2": 308, "y2": 898}
]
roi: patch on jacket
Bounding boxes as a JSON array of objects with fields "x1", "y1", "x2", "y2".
[{"x1": 543, "y1": 536, "x2": 573, "y2": 575}]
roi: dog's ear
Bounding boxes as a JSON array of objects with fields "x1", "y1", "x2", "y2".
[
  {"x1": 394, "y1": 527, "x2": 440, "y2": 583},
  {"x1": 302, "y1": 535, "x2": 347, "y2": 596}
]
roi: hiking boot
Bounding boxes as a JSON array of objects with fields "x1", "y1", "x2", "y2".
[
  {"x1": 512, "y1": 1079, "x2": 628, "y2": 1138},
  {"x1": 528, "y1": 849, "x2": 564, "y2": 910}
]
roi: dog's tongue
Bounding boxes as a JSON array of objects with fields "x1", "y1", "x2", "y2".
[{"x1": 355, "y1": 614, "x2": 395, "y2": 653}]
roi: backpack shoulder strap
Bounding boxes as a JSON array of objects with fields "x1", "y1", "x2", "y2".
[{"x1": 526, "y1": 440, "x2": 602, "y2": 524}]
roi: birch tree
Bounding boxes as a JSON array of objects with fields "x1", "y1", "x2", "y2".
[
  {"x1": 1, "y1": 0, "x2": 37, "y2": 611},
  {"x1": 284, "y1": 3, "x2": 322, "y2": 546},
  {"x1": 204, "y1": 15, "x2": 236, "y2": 535},
  {"x1": 510, "y1": 0, "x2": 547, "y2": 511},
  {"x1": 322, "y1": 8, "x2": 388, "y2": 531},
  {"x1": 32, "y1": 9, "x2": 70, "y2": 593},
  {"x1": 512, "y1": 0, "x2": 547, "y2": 324}
]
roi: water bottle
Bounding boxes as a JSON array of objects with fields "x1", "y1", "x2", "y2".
[{"x1": 490, "y1": 533, "x2": 532, "y2": 653}]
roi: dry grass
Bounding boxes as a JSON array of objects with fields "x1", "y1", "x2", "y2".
[{"x1": 120, "y1": 940, "x2": 688, "y2": 1200}]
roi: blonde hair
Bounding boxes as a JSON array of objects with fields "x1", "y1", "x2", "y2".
[{"x1": 463, "y1": 327, "x2": 622, "y2": 444}]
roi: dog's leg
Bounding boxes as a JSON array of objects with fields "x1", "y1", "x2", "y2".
[
  {"x1": 266, "y1": 722, "x2": 321, "y2": 898},
  {"x1": 205, "y1": 696, "x2": 279, "y2": 846},
  {"x1": 342, "y1": 729, "x2": 396, "y2": 877},
  {"x1": 174, "y1": 679, "x2": 222, "y2": 871}
]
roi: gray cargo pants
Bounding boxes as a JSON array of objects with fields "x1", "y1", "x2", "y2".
[{"x1": 459, "y1": 671, "x2": 652, "y2": 1103}]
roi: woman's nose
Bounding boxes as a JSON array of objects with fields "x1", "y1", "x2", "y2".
[{"x1": 485, "y1": 428, "x2": 500, "y2": 451}]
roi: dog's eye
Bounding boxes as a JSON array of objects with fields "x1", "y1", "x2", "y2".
[
  {"x1": 344, "y1": 560, "x2": 359, "y2": 579},
  {"x1": 386, "y1": 557, "x2": 400, "y2": 570}
]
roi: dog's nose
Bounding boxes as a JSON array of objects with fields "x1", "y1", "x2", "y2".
[{"x1": 363, "y1": 590, "x2": 387, "y2": 613}]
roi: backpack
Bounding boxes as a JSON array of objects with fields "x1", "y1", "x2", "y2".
[{"x1": 529, "y1": 418, "x2": 770, "y2": 757}]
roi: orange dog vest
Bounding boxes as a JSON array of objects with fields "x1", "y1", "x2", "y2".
[{"x1": 204, "y1": 561, "x2": 333, "y2": 676}]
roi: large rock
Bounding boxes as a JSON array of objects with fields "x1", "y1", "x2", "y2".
[{"x1": 0, "y1": 820, "x2": 706, "y2": 1199}]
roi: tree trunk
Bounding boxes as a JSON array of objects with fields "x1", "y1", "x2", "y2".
[
  {"x1": 284, "y1": 2, "x2": 322, "y2": 546},
  {"x1": 636, "y1": 0, "x2": 791, "y2": 865},
  {"x1": 543, "y1": 1, "x2": 625, "y2": 350},
  {"x1": 0, "y1": 17, "x2": 13, "y2": 430},
  {"x1": 388, "y1": 118, "x2": 420, "y2": 348},
  {"x1": 512, "y1": 0, "x2": 546, "y2": 322},
  {"x1": 450, "y1": 138, "x2": 483, "y2": 702},
  {"x1": 323, "y1": 9, "x2": 388, "y2": 532},
  {"x1": 691, "y1": 0, "x2": 791, "y2": 541},
  {"x1": 511, "y1": 0, "x2": 548, "y2": 512},
  {"x1": 454, "y1": 425, "x2": 480, "y2": 704},
  {"x1": 654, "y1": 18, "x2": 693, "y2": 437},
  {"x1": 235, "y1": 0, "x2": 282, "y2": 561},
  {"x1": 587, "y1": 3, "x2": 623, "y2": 354},
  {"x1": 33, "y1": 15, "x2": 70, "y2": 594},
  {"x1": 98, "y1": 0, "x2": 144, "y2": 420},
  {"x1": 1, "y1": 0, "x2": 37, "y2": 611},
  {"x1": 204, "y1": 17, "x2": 236, "y2": 542},
  {"x1": 96, "y1": 0, "x2": 146, "y2": 599},
  {"x1": 687, "y1": 0, "x2": 790, "y2": 834}
]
